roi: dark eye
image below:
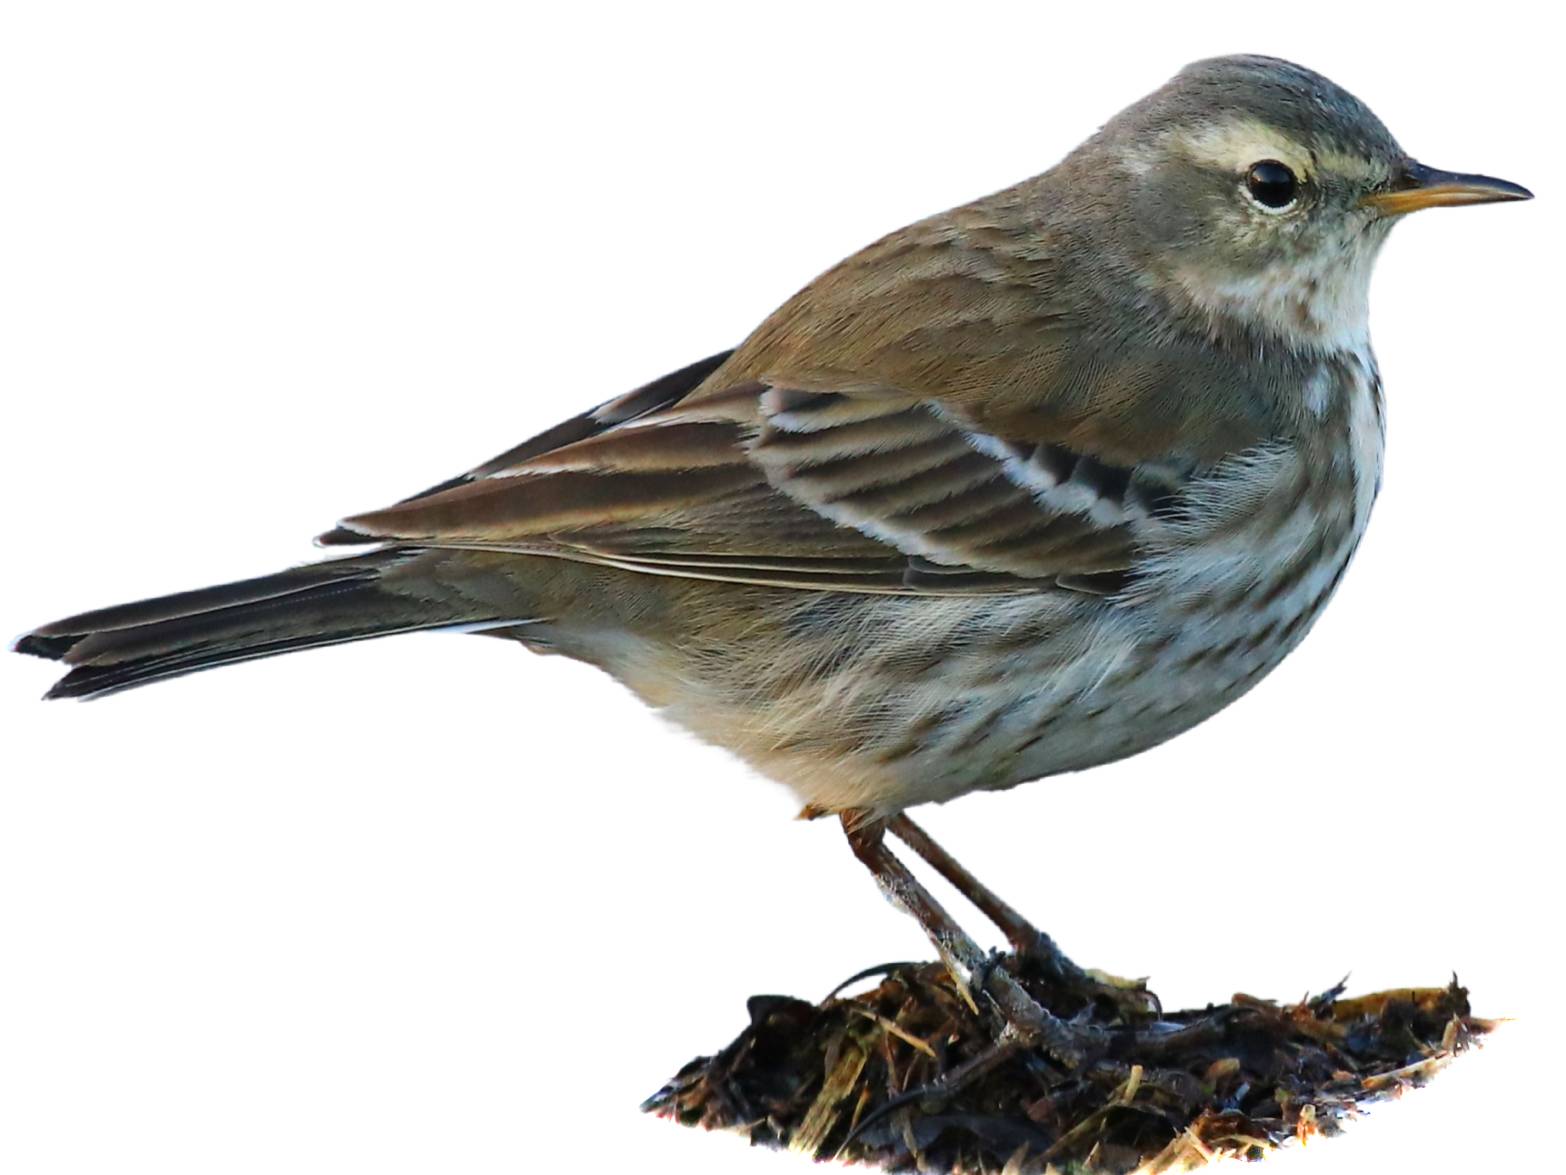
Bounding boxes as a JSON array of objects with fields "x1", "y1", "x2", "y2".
[{"x1": 1246, "y1": 160, "x2": 1299, "y2": 209}]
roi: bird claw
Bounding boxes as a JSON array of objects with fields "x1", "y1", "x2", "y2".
[
  {"x1": 839, "y1": 1007, "x2": 1111, "y2": 1152},
  {"x1": 1010, "y1": 932, "x2": 1161, "y2": 1022},
  {"x1": 960, "y1": 953, "x2": 1110, "y2": 1069},
  {"x1": 966, "y1": 947, "x2": 1008, "y2": 1015},
  {"x1": 839, "y1": 1029, "x2": 1026, "y2": 1151}
]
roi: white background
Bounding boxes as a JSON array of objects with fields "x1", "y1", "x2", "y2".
[{"x1": 1, "y1": 3, "x2": 1559, "y2": 1173}]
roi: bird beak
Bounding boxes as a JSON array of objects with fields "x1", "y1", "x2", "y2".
[{"x1": 1363, "y1": 161, "x2": 1534, "y2": 215}]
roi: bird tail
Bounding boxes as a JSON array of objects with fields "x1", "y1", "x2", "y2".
[{"x1": 13, "y1": 549, "x2": 502, "y2": 700}]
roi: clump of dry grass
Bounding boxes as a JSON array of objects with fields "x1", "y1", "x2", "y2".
[{"x1": 644, "y1": 954, "x2": 1492, "y2": 1173}]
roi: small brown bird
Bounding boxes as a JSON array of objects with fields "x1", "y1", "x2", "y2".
[{"x1": 15, "y1": 56, "x2": 1530, "y2": 1062}]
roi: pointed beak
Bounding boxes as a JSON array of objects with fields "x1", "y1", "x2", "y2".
[{"x1": 1363, "y1": 161, "x2": 1534, "y2": 215}]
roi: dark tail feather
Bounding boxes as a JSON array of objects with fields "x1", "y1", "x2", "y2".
[{"x1": 14, "y1": 550, "x2": 490, "y2": 700}]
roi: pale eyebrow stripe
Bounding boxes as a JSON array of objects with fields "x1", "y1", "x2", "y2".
[
  {"x1": 1173, "y1": 117, "x2": 1382, "y2": 184},
  {"x1": 1172, "y1": 118, "x2": 1314, "y2": 179}
]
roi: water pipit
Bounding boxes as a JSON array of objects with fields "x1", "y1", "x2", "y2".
[{"x1": 15, "y1": 55, "x2": 1531, "y2": 1064}]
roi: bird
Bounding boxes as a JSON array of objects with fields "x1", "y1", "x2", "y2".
[{"x1": 14, "y1": 55, "x2": 1531, "y2": 1064}]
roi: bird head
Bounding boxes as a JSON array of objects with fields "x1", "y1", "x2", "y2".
[{"x1": 1063, "y1": 55, "x2": 1532, "y2": 352}]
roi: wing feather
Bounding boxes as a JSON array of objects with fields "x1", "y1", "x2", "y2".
[
  {"x1": 320, "y1": 197, "x2": 1283, "y2": 594},
  {"x1": 332, "y1": 372, "x2": 1175, "y2": 595}
]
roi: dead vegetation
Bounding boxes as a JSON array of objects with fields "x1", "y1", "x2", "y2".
[{"x1": 644, "y1": 953, "x2": 1492, "y2": 1173}]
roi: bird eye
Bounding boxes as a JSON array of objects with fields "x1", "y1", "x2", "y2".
[{"x1": 1245, "y1": 160, "x2": 1299, "y2": 209}]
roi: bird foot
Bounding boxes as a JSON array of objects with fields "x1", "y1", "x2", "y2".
[
  {"x1": 840, "y1": 1010, "x2": 1113, "y2": 1152},
  {"x1": 839, "y1": 1029, "x2": 1027, "y2": 1149},
  {"x1": 1009, "y1": 931, "x2": 1162, "y2": 1023},
  {"x1": 964, "y1": 952, "x2": 1110, "y2": 1070},
  {"x1": 964, "y1": 947, "x2": 1008, "y2": 1013}
]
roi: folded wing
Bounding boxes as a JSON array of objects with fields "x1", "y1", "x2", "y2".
[
  {"x1": 324, "y1": 198, "x2": 1276, "y2": 596},
  {"x1": 326, "y1": 368, "x2": 1190, "y2": 596}
]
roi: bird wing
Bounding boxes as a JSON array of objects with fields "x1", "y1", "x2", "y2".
[
  {"x1": 325, "y1": 200, "x2": 1275, "y2": 595},
  {"x1": 321, "y1": 369, "x2": 1205, "y2": 596}
]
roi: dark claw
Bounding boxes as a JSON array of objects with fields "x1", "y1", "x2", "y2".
[
  {"x1": 839, "y1": 1034, "x2": 1025, "y2": 1151},
  {"x1": 1012, "y1": 928, "x2": 1090, "y2": 986},
  {"x1": 823, "y1": 960, "x2": 922, "y2": 1002},
  {"x1": 967, "y1": 948, "x2": 1007, "y2": 1012}
]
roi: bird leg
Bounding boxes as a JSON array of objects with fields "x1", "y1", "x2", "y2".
[
  {"x1": 887, "y1": 812, "x2": 1158, "y2": 1019},
  {"x1": 840, "y1": 813, "x2": 1094, "y2": 1068},
  {"x1": 886, "y1": 813, "x2": 1086, "y2": 982}
]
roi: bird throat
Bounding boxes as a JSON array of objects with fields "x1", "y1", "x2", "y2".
[{"x1": 1170, "y1": 232, "x2": 1383, "y2": 355}]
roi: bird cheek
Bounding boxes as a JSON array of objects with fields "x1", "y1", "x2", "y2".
[{"x1": 1127, "y1": 167, "x2": 1214, "y2": 251}]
